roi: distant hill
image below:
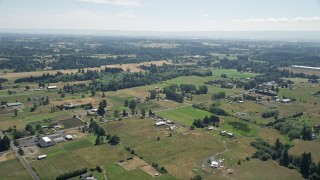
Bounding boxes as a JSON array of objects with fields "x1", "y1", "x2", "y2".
[{"x1": 1, "y1": 29, "x2": 320, "y2": 41}]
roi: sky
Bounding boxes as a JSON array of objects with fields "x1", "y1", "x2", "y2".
[{"x1": 0, "y1": 0, "x2": 320, "y2": 31}]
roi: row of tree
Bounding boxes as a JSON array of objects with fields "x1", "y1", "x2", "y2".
[
  {"x1": 192, "y1": 115, "x2": 220, "y2": 128},
  {"x1": 56, "y1": 168, "x2": 87, "y2": 180}
]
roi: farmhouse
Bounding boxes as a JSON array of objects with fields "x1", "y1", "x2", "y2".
[
  {"x1": 38, "y1": 136, "x2": 55, "y2": 148},
  {"x1": 210, "y1": 161, "x2": 219, "y2": 168},
  {"x1": 47, "y1": 85, "x2": 57, "y2": 89},
  {"x1": 6, "y1": 102, "x2": 22, "y2": 107}
]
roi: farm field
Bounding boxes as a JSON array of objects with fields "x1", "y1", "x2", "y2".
[
  {"x1": 0, "y1": 158, "x2": 33, "y2": 180},
  {"x1": 228, "y1": 159, "x2": 303, "y2": 180},
  {"x1": 30, "y1": 117, "x2": 226, "y2": 179}
]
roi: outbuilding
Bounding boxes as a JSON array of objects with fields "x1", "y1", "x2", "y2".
[
  {"x1": 37, "y1": 154, "x2": 47, "y2": 160},
  {"x1": 6, "y1": 102, "x2": 22, "y2": 107},
  {"x1": 65, "y1": 135, "x2": 73, "y2": 140},
  {"x1": 47, "y1": 86, "x2": 57, "y2": 90}
]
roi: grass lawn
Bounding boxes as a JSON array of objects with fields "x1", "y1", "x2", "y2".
[
  {"x1": 220, "y1": 117, "x2": 257, "y2": 137},
  {"x1": 156, "y1": 106, "x2": 213, "y2": 126},
  {"x1": 0, "y1": 159, "x2": 32, "y2": 180}
]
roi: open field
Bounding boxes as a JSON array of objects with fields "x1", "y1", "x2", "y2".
[
  {"x1": 0, "y1": 158, "x2": 33, "y2": 180},
  {"x1": 290, "y1": 140, "x2": 320, "y2": 163},
  {"x1": 228, "y1": 159, "x2": 303, "y2": 180},
  {"x1": 101, "y1": 118, "x2": 225, "y2": 179}
]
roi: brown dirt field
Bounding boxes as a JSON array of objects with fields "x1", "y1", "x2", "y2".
[
  {"x1": 1, "y1": 60, "x2": 171, "y2": 79},
  {"x1": 118, "y1": 156, "x2": 148, "y2": 171},
  {"x1": 0, "y1": 151, "x2": 16, "y2": 162},
  {"x1": 22, "y1": 146, "x2": 40, "y2": 159},
  {"x1": 120, "y1": 88, "x2": 149, "y2": 99},
  {"x1": 52, "y1": 114, "x2": 72, "y2": 121},
  {"x1": 191, "y1": 132, "x2": 204, "y2": 137},
  {"x1": 140, "y1": 164, "x2": 162, "y2": 177}
]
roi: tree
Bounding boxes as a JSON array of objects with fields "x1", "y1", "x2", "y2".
[
  {"x1": 95, "y1": 135, "x2": 101, "y2": 145},
  {"x1": 141, "y1": 108, "x2": 146, "y2": 118},
  {"x1": 102, "y1": 92, "x2": 105, "y2": 98},
  {"x1": 124, "y1": 100, "x2": 129, "y2": 107},
  {"x1": 18, "y1": 148, "x2": 24, "y2": 155},
  {"x1": 300, "y1": 152, "x2": 312, "y2": 178},
  {"x1": 279, "y1": 148, "x2": 289, "y2": 167},
  {"x1": 129, "y1": 100, "x2": 136, "y2": 111},
  {"x1": 97, "y1": 101, "x2": 106, "y2": 116},
  {"x1": 109, "y1": 135, "x2": 120, "y2": 145},
  {"x1": 149, "y1": 90, "x2": 157, "y2": 99},
  {"x1": 149, "y1": 109, "x2": 153, "y2": 116},
  {"x1": 302, "y1": 126, "x2": 312, "y2": 141},
  {"x1": 91, "y1": 90, "x2": 96, "y2": 97},
  {"x1": 122, "y1": 109, "x2": 127, "y2": 117},
  {"x1": 0, "y1": 135, "x2": 10, "y2": 151}
]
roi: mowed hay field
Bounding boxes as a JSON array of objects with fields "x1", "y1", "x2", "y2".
[
  {"x1": 102, "y1": 118, "x2": 225, "y2": 179},
  {"x1": 289, "y1": 140, "x2": 320, "y2": 163},
  {"x1": 0, "y1": 158, "x2": 32, "y2": 180},
  {"x1": 227, "y1": 159, "x2": 303, "y2": 180}
]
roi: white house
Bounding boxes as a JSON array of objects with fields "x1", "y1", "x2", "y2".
[{"x1": 210, "y1": 161, "x2": 219, "y2": 168}]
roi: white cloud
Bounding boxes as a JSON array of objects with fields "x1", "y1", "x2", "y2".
[
  {"x1": 77, "y1": 0, "x2": 144, "y2": 7},
  {"x1": 234, "y1": 17, "x2": 320, "y2": 23}
]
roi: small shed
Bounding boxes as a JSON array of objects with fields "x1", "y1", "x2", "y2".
[
  {"x1": 65, "y1": 135, "x2": 73, "y2": 140},
  {"x1": 37, "y1": 154, "x2": 47, "y2": 160}
]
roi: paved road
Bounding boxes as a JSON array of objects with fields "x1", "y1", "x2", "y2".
[{"x1": 10, "y1": 142, "x2": 40, "y2": 180}]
